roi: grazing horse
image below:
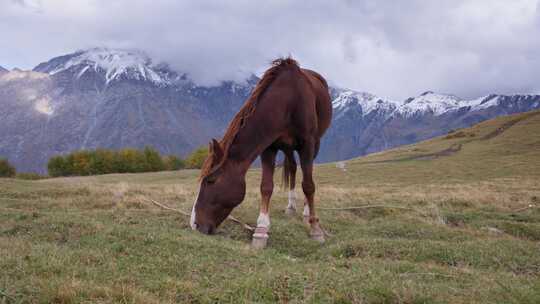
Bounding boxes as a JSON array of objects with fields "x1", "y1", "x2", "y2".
[{"x1": 190, "y1": 58, "x2": 332, "y2": 247}]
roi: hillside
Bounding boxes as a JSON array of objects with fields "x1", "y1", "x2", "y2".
[
  {"x1": 1, "y1": 111, "x2": 539, "y2": 303},
  {"x1": 332, "y1": 109, "x2": 540, "y2": 183},
  {"x1": 322, "y1": 90, "x2": 540, "y2": 162}
]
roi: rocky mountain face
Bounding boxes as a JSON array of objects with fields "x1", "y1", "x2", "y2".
[
  {"x1": 0, "y1": 66, "x2": 8, "y2": 73},
  {"x1": 1, "y1": 48, "x2": 540, "y2": 173},
  {"x1": 319, "y1": 90, "x2": 540, "y2": 162},
  {"x1": 1, "y1": 48, "x2": 255, "y2": 173}
]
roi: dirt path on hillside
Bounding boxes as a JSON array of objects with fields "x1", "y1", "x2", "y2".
[
  {"x1": 481, "y1": 111, "x2": 540, "y2": 140},
  {"x1": 363, "y1": 143, "x2": 463, "y2": 164},
  {"x1": 360, "y1": 111, "x2": 540, "y2": 164}
]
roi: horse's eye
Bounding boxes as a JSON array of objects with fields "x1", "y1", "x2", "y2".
[{"x1": 206, "y1": 177, "x2": 216, "y2": 185}]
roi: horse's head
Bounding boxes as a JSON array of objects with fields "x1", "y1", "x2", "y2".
[{"x1": 190, "y1": 139, "x2": 246, "y2": 234}]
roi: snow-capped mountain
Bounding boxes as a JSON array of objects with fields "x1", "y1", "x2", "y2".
[
  {"x1": 332, "y1": 89, "x2": 400, "y2": 119},
  {"x1": 318, "y1": 89, "x2": 540, "y2": 162},
  {"x1": 394, "y1": 91, "x2": 540, "y2": 117},
  {"x1": 331, "y1": 89, "x2": 540, "y2": 121},
  {"x1": 0, "y1": 48, "x2": 255, "y2": 173},
  {"x1": 331, "y1": 89, "x2": 523, "y2": 120},
  {"x1": 1, "y1": 47, "x2": 540, "y2": 172},
  {"x1": 463, "y1": 94, "x2": 540, "y2": 111},
  {"x1": 397, "y1": 91, "x2": 461, "y2": 116},
  {"x1": 0, "y1": 65, "x2": 7, "y2": 73},
  {"x1": 33, "y1": 48, "x2": 177, "y2": 86}
]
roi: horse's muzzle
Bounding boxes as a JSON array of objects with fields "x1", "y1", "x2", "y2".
[{"x1": 196, "y1": 223, "x2": 215, "y2": 235}]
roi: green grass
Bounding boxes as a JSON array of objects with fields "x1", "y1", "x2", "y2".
[{"x1": 1, "y1": 110, "x2": 540, "y2": 303}]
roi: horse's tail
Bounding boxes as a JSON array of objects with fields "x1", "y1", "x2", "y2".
[{"x1": 281, "y1": 151, "x2": 296, "y2": 190}]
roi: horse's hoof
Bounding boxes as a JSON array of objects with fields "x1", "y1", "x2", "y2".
[
  {"x1": 251, "y1": 227, "x2": 269, "y2": 249},
  {"x1": 285, "y1": 207, "x2": 296, "y2": 216},
  {"x1": 251, "y1": 236, "x2": 268, "y2": 249}
]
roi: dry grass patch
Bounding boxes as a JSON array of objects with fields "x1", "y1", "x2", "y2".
[{"x1": 2, "y1": 111, "x2": 540, "y2": 303}]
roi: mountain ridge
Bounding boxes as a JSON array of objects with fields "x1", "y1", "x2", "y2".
[
  {"x1": 320, "y1": 88, "x2": 540, "y2": 162},
  {"x1": 33, "y1": 48, "x2": 177, "y2": 86},
  {"x1": 1, "y1": 47, "x2": 540, "y2": 173}
]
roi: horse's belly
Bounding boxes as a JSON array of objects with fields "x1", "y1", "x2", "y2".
[{"x1": 271, "y1": 134, "x2": 296, "y2": 150}]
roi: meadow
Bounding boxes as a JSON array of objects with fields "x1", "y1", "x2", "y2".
[{"x1": 1, "y1": 111, "x2": 540, "y2": 303}]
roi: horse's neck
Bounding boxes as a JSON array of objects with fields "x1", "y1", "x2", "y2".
[{"x1": 226, "y1": 112, "x2": 276, "y2": 174}]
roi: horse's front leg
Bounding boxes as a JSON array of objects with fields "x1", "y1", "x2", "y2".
[
  {"x1": 299, "y1": 140, "x2": 325, "y2": 243},
  {"x1": 252, "y1": 148, "x2": 277, "y2": 249}
]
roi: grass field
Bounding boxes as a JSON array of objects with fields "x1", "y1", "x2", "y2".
[{"x1": 1, "y1": 110, "x2": 540, "y2": 303}]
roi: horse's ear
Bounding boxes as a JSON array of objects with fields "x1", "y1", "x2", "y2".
[{"x1": 209, "y1": 139, "x2": 224, "y2": 163}]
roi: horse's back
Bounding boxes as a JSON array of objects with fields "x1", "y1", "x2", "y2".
[
  {"x1": 260, "y1": 63, "x2": 332, "y2": 151},
  {"x1": 301, "y1": 69, "x2": 332, "y2": 139}
]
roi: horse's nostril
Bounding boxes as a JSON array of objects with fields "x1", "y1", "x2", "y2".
[{"x1": 197, "y1": 224, "x2": 215, "y2": 235}]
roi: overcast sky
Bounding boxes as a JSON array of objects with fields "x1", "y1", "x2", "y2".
[{"x1": 1, "y1": 0, "x2": 539, "y2": 100}]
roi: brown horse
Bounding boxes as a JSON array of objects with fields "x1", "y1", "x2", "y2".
[{"x1": 190, "y1": 58, "x2": 332, "y2": 247}]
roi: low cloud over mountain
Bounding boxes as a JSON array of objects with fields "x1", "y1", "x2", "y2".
[{"x1": 2, "y1": 1, "x2": 540, "y2": 100}]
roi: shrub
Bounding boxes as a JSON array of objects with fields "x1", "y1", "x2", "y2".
[
  {"x1": 143, "y1": 146, "x2": 165, "y2": 172},
  {"x1": 163, "y1": 155, "x2": 185, "y2": 171},
  {"x1": 47, "y1": 147, "x2": 186, "y2": 177},
  {"x1": 16, "y1": 172, "x2": 47, "y2": 180},
  {"x1": 115, "y1": 148, "x2": 144, "y2": 173},
  {"x1": 89, "y1": 149, "x2": 115, "y2": 175},
  {"x1": 185, "y1": 146, "x2": 209, "y2": 169},
  {"x1": 48, "y1": 156, "x2": 69, "y2": 177},
  {"x1": 70, "y1": 150, "x2": 92, "y2": 176},
  {"x1": 0, "y1": 158, "x2": 16, "y2": 177}
]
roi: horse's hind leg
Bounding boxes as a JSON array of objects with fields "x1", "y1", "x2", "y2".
[
  {"x1": 302, "y1": 199, "x2": 311, "y2": 225},
  {"x1": 298, "y1": 140, "x2": 325, "y2": 243},
  {"x1": 283, "y1": 150, "x2": 297, "y2": 216},
  {"x1": 252, "y1": 148, "x2": 277, "y2": 249},
  {"x1": 303, "y1": 140, "x2": 320, "y2": 224}
]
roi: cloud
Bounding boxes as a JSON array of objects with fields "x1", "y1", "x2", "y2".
[{"x1": 1, "y1": 0, "x2": 539, "y2": 100}]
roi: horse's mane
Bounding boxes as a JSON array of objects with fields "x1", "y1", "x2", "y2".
[{"x1": 200, "y1": 57, "x2": 299, "y2": 179}]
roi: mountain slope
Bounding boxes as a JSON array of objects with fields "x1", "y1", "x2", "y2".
[
  {"x1": 1, "y1": 48, "x2": 540, "y2": 173},
  {"x1": 319, "y1": 90, "x2": 540, "y2": 162},
  {"x1": 0, "y1": 49, "x2": 255, "y2": 173},
  {"x1": 0, "y1": 65, "x2": 7, "y2": 73},
  {"x1": 339, "y1": 109, "x2": 540, "y2": 183}
]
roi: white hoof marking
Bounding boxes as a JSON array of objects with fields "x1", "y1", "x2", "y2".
[
  {"x1": 303, "y1": 204, "x2": 310, "y2": 217},
  {"x1": 256, "y1": 213, "x2": 270, "y2": 229},
  {"x1": 287, "y1": 190, "x2": 297, "y2": 210}
]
